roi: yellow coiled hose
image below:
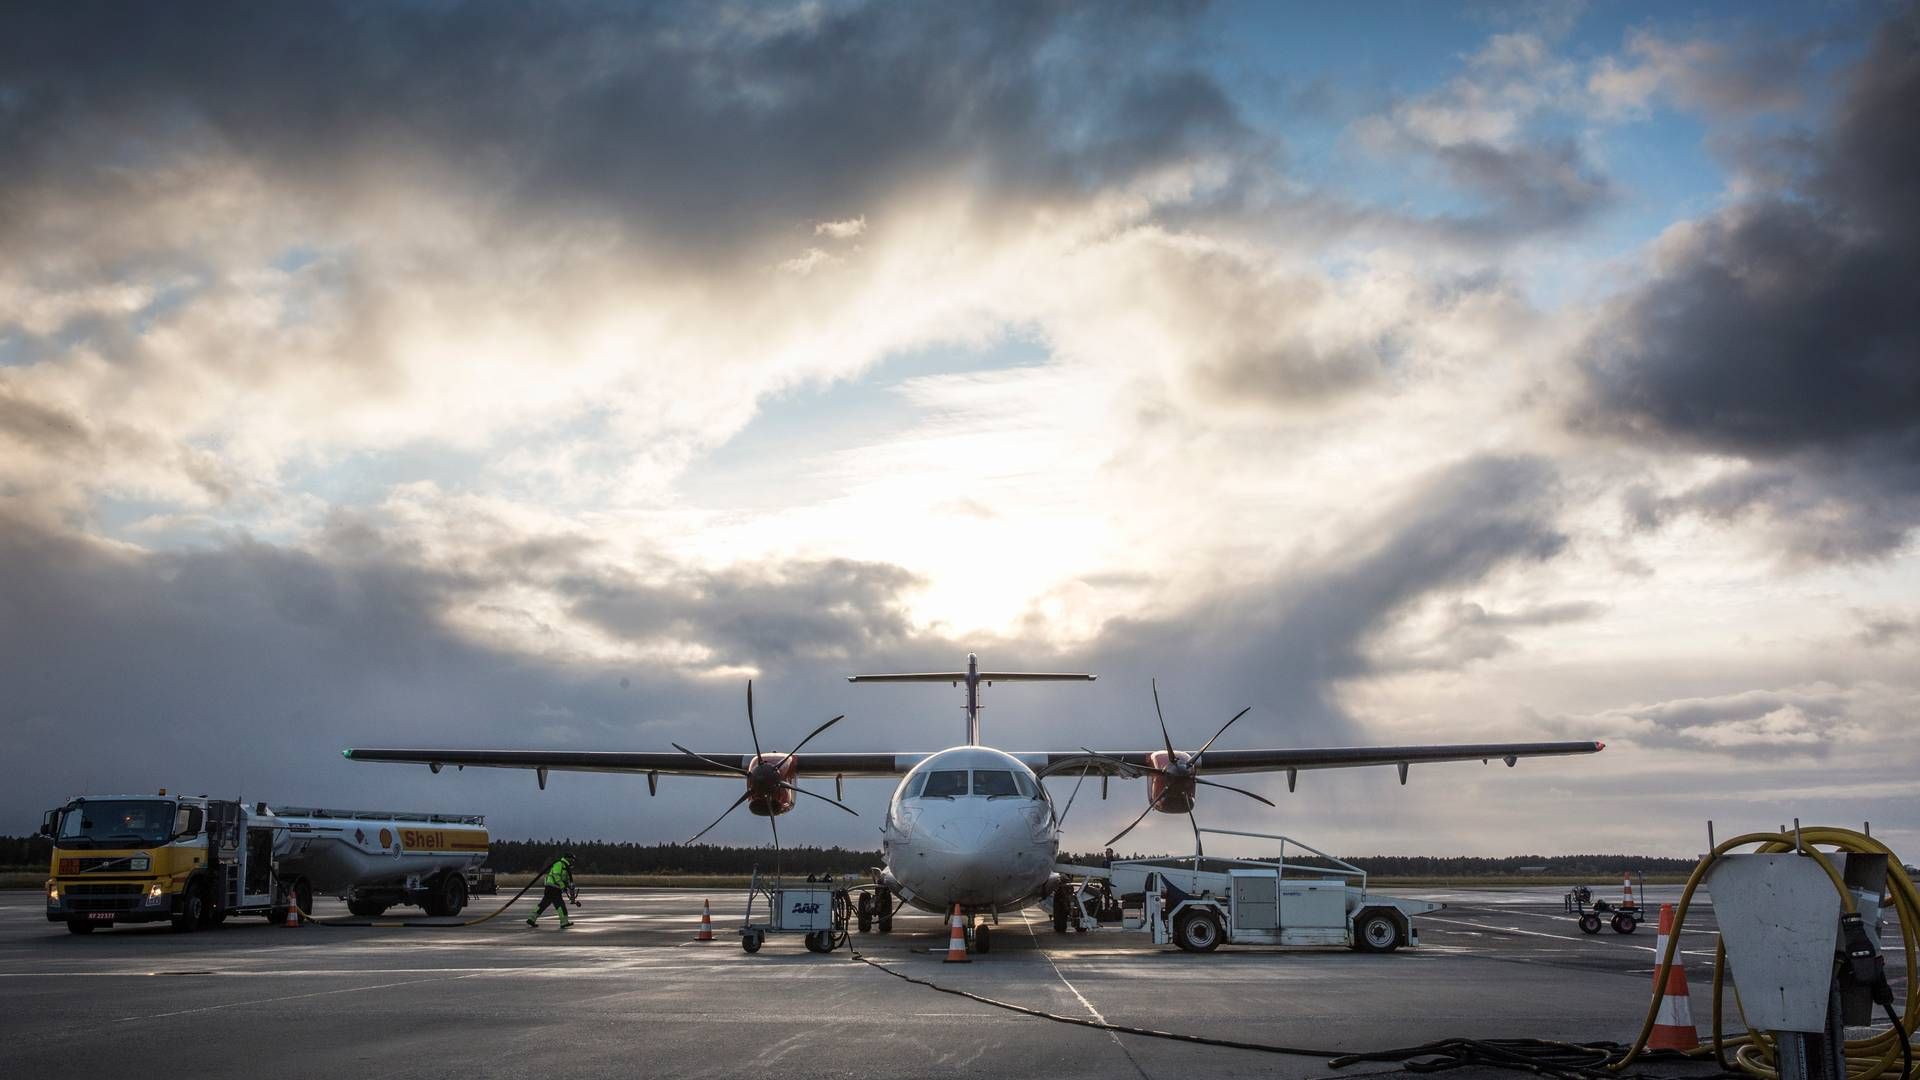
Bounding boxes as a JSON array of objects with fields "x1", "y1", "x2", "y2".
[{"x1": 1612, "y1": 826, "x2": 1917, "y2": 1078}]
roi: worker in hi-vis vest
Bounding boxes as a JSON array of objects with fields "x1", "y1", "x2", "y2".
[{"x1": 526, "y1": 852, "x2": 578, "y2": 929}]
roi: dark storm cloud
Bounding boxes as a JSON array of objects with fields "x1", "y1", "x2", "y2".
[
  {"x1": 0, "y1": 0, "x2": 1248, "y2": 262},
  {"x1": 1573, "y1": 23, "x2": 1920, "y2": 559},
  {"x1": 563, "y1": 559, "x2": 922, "y2": 664},
  {"x1": 0, "y1": 453, "x2": 1574, "y2": 838},
  {"x1": 1049, "y1": 454, "x2": 1569, "y2": 745}
]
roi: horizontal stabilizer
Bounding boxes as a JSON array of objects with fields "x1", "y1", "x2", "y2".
[{"x1": 848, "y1": 671, "x2": 1095, "y2": 682}]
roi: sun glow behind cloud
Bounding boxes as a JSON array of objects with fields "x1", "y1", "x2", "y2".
[{"x1": 0, "y1": 1, "x2": 1915, "y2": 854}]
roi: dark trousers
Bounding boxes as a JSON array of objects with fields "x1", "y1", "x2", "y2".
[{"x1": 532, "y1": 885, "x2": 569, "y2": 918}]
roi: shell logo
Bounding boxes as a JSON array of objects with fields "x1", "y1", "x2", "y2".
[{"x1": 378, "y1": 828, "x2": 393, "y2": 849}]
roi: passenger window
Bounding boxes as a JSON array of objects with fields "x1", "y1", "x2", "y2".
[
  {"x1": 972, "y1": 770, "x2": 1019, "y2": 797},
  {"x1": 921, "y1": 771, "x2": 969, "y2": 798}
]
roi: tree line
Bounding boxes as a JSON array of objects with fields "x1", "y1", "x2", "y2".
[{"x1": 5, "y1": 833, "x2": 1697, "y2": 876}]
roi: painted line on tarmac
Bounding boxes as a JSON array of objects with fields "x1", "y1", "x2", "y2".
[
  {"x1": 1022, "y1": 911, "x2": 1150, "y2": 1080},
  {"x1": 115, "y1": 972, "x2": 487, "y2": 1023},
  {"x1": 1422, "y1": 916, "x2": 1718, "y2": 957}
]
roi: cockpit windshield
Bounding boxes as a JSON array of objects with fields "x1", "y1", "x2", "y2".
[
  {"x1": 972, "y1": 770, "x2": 1019, "y2": 797},
  {"x1": 906, "y1": 767, "x2": 1042, "y2": 800},
  {"x1": 920, "y1": 770, "x2": 969, "y2": 798},
  {"x1": 56, "y1": 800, "x2": 175, "y2": 849}
]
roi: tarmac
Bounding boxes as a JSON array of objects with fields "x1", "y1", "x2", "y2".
[{"x1": 0, "y1": 884, "x2": 1904, "y2": 1078}]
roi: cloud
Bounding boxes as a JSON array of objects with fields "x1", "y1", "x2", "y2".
[
  {"x1": 1538, "y1": 682, "x2": 1916, "y2": 757},
  {"x1": 1368, "y1": 598, "x2": 1605, "y2": 672},
  {"x1": 1572, "y1": 23, "x2": 1920, "y2": 560},
  {"x1": 0, "y1": 451, "x2": 1573, "y2": 840},
  {"x1": 1855, "y1": 610, "x2": 1919, "y2": 648},
  {"x1": 0, "y1": 0, "x2": 1259, "y2": 520},
  {"x1": 1588, "y1": 27, "x2": 1814, "y2": 119},
  {"x1": 815, "y1": 217, "x2": 868, "y2": 240},
  {"x1": 1349, "y1": 30, "x2": 1614, "y2": 238}
]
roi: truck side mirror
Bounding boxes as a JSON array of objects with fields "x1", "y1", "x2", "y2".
[{"x1": 40, "y1": 810, "x2": 57, "y2": 837}]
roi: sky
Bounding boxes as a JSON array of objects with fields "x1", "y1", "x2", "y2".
[{"x1": 2, "y1": 1, "x2": 1916, "y2": 859}]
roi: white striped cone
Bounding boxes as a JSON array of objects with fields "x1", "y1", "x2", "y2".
[
  {"x1": 1621, "y1": 873, "x2": 1636, "y2": 910},
  {"x1": 944, "y1": 905, "x2": 970, "y2": 963},
  {"x1": 696, "y1": 898, "x2": 714, "y2": 942},
  {"x1": 284, "y1": 895, "x2": 300, "y2": 928},
  {"x1": 1649, "y1": 902, "x2": 1698, "y2": 1051}
]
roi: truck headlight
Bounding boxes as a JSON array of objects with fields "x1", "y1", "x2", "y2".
[
  {"x1": 147, "y1": 883, "x2": 164, "y2": 899},
  {"x1": 47, "y1": 883, "x2": 59, "y2": 903}
]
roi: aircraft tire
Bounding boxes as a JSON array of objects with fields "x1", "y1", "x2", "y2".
[{"x1": 976, "y1": 923, "x2": 991, "y2": 954}]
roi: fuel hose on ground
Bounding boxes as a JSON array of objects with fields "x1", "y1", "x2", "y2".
[{"x1": 278, "y1": 853, "x2": 565, "y2": 928}]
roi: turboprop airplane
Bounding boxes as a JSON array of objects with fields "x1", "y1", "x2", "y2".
[{"x1": 344, "y1": 653, "x2": 1603, "y2": 939}]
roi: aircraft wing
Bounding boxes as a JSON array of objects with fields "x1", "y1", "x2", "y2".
[
  {"x1": 342, "y1": 747, "x2": 921, "y2": 779},
  {"x1": 1025, "y1": 740, "x2": 1604, "y2": 783}
]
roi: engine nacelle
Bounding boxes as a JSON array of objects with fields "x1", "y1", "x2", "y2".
[
  {"x1": 1146, "y1": 749, "x2": 1196, "y2": 814},
  {"x1": 745, "y1": 753, "x2": 799, "y2": 817}
]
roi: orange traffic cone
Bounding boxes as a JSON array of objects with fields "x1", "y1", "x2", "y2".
[
  {"x1": 944, "y1": 905, "x2": 969, "y2": 963},
  {"x1": 1621, "y1": 872, "x2": 1637, "y2": 910},
  {"x1": 283, "y1": 893, "x2": 300, "y2": 928},
  {"x1": 1648, "y1": 902, "x2": 1699, "y2": 1051},
  {"x1": 696, "y1": 898, "x2": 715, "y2": 942}
]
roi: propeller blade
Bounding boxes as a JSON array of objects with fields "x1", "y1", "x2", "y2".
[
  {"x1": 1104, "y1": 792, "x2": 1165, "y2": 849},
  {"x1": 1191, "y1": 706, "x2": 1253, "y2": 761},
  {"x1": 779, "y1": 781, "x2": 859, "y2": 816},
  {"x1": 1150, "y1": 678, "x2": 1178, "y2": 760},
  {"x1": 776, "y1": 714, "x2": 846, "y2": 771},
  {"x1": 687, "y1": 790, "x2": 751, "y2": 843},
  {"x1": 1078, "y1": 747, "x2": 1148, "y2": 778},
  {"x1": 671, "y1": 743, "x2": 748, "y2": 775},
  {"x1": 1194, "y1": 776, "x2": 1276, "y2": 807},
  {"x1": 768, "y1": 806, "x2": 779, "y2": 854},
  {"x1": 745, "y1": 680, "x2": 764, "y2": 760}
]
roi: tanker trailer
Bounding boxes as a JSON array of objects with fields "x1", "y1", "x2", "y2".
[{"x1": 271, "y1": 807, "x2": 492, "y2": 917}]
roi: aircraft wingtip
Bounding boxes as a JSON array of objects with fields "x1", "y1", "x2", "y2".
[
  {"x1": 1594, "y1": 741, "x2": 1606, "y2": 751},
  {"x1": 341, "y1": 748, "x2": 354, "y2": 759}
]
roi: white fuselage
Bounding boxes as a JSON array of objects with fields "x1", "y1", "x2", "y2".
[{"x1": 880, "y1": 746, "x2": 1060, "y2": 914}]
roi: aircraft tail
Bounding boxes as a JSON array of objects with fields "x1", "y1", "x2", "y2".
[{"x1": 849, "y1": 653, "x2": 1095, "y2": 744}]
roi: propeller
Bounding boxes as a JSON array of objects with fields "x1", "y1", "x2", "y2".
[
  {"x1": 1096, "y1": 679, "x2": 1271, "y2": 849},
  {"x1": 673, "y1": 680, "x2": 857, "y2": 846}
]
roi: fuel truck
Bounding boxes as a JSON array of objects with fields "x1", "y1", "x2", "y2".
[{"x1": 42, "y1": 791, "x2": 493, "y2": 934}]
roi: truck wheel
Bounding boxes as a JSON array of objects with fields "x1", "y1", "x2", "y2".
[
  {"x1": 440, "y1": 873, "x2": 468, "y2": 917},
  {"x1": 1173, "y1": 909, "x2": 1222, "y2": 953},
  {"x1": 66, "y1": 919, "x2": 96, "y2": 935},
  {"x1": 1355, "y1": 909, "x2": 1402, "y2": 953},
  {"x1": 743, "y1": 932, "x2": 762, "y2": 954},
  {"x1": 348, "y1": 899, "x2": 389, "y2": 918},
  {"x1": 293, "y1": 879, "x2": 313, "y2": 922},
  {"x1": 1579, "y1": 913, "x2": 1603, "y2": 935},
  {"x1": 172, "y1": 882, "x2": 206, "y2": 933}
]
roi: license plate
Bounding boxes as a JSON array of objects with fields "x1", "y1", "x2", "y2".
[{"x1": 88, "y1": 913, "x2": 115, "y2": 921}]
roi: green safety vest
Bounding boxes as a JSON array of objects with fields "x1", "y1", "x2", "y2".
[{"x1": 546, "y1": 859, "x2": 572, "y2": 887}]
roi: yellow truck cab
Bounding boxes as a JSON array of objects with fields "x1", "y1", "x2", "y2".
[{"x1": 43, "y1": 792, "x2": 290, "y2": 934}]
